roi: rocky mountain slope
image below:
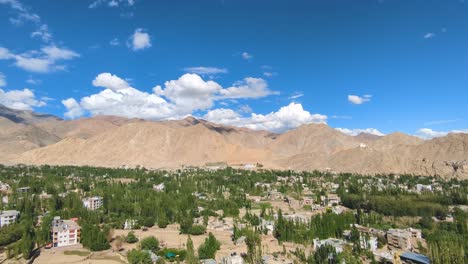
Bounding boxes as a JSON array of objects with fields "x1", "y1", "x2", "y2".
[{"x1": 0, "y1": 105, "x2": 467, "y2": 178}]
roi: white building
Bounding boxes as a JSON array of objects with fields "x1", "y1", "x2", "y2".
[
  {"x1": 360, "y1": 236, "x2": 378, "y2": 251},
  {"x1": 221, "y1": 254, "x2": 244, "y2": 264},
  {"x1": 51, "y1": 217, "x2": 81, "y2": 247},
  {"x1": 313, "y1": 238, "x2": 349, "y2": 253},
  {"x1": 0, "y1": 210, "x2": 20, "y2": 227},
  {"x1": 153, "y1": 183, "x2": 165, "y2": 192},
  {"x1": 82, "y1": 196, "x2": 103, "y2": 210},
  {"x1": 124, "y1": 219, "x2": 137, "y2": 230}
]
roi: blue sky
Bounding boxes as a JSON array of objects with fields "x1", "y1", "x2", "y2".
[{"x1": 0, "y1": 0, "x2": 467, "y2": 138}]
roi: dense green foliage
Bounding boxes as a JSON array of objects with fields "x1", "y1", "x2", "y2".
[{"x1": 198, "y1": 232, "x2": 221, "y2": 259}]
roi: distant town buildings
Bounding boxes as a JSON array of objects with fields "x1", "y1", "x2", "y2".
[
  {"x1": 313, "y1": 238, "x2": 349, "y2": 253},
  {"x1": 17, "y1": 187, "x2": 30, "y2": 193},
  {"x1": 0, "y1": 210, "x2": 19, "y2": 227},
  {"x1": 221, "y1": 253, "x2": 244, "y2": 264},
  {"x1": 51, "y1": 217, "x2": 81, "y2": 247},
  {"x1": 82, "y1": 196, "x2": 103, "y2": 210},
  {"x1": 386, "y1": 228, "x2": 421, "y2": 251}
]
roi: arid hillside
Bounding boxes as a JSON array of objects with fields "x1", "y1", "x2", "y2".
[{"x1": 1, "y1": 105, "x2": 467, "y2": 178}]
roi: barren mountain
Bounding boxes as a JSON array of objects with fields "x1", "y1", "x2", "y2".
[{"x1": 1, "y1": 105, "x2": 467, "y2": 179}]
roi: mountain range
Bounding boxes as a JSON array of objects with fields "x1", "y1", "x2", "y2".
[{"x1": 1, "y1": 105, "x2": 467, "y2": 179}]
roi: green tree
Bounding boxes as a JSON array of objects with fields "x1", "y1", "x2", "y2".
[
  {"x1": 126, "y1": 231, "x2": 139, "y2": 243},
  {"x1": 245, "y1": 230, "x2": 262, "y2": 264},
  {"x1": 140, "y1": 236, "x2": 159, "y2": 252},
  {"x1": 185, "y1": 236, "x2": 198, "y2": 264},
  {"x1": 127, "y1": 249, "x2": 152, "y2": 264},
  {"x1": 198, "y1": 232, "x2": 221, "y2": 259}
]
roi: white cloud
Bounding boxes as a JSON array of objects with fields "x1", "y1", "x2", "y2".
[
  {"x1": 242, "y1": 52, "x2": 252, "y2": 60},
  {"x1": 62, "y1": 98, "x2": 84, "y2": 119},
  {"x1": 416, "y1": 128, "x2": 468, "y2": 140},
  {"x1": 89, "y1": 0, "x2": 135, "y2": 8},
  {"x1": 62, "y1": 72, "x2": 281, "y2": 123},
  {"x1": 204, "y1": 102, "x2": 327, "y2": 133},
  {"x1": 335, "y1": 128, "x2": 384, "y2": 136},
  {"x1": 129, "y1": 28, "x2": 151, "y2": 51},
  {"x1": 263, "y1": 72, "x2": 278, "y2": 77},
  {"x1": 0, "y1": 45, "x2": 79, "y2": 73},
  {"x1": 184, "y1": 67, "x2": 228, "y2": 75},
  {"x1": 0, "y1": 73, "x2": 6, "y2": 87},
  {"x1": 154, "y1": 73, "x2": 222, "y2": 113},
  {"x1": 92, "y1": 72, "x2": 130, "y2": 91},
  {"x1": 424, "y1": 32, "x2": 435, "y2": 39},
  {"x1": 288, "y1": 92, "x2": 303, "y2": 100},
  {"x1": 1, "y1": 0, "x2": 53, "y2": 43},
  {"x1": 31, "y1": 24, "x2": 52, "y2": 42},
  {"x1": 348, "y1": 94, "x2": 372, "y2": 105},
  {"x1": 109, "y1": 38, "x2": 120, "y2": 46},
  {"x1": 26, "y1": 77, "x2": 41, "y2": 85},
  {"x1": 219, "y1": 77, "x2": 278, "y2": 99},
  {"x1": 0, "y1": 88, "x2": 46, "y2": 110}
]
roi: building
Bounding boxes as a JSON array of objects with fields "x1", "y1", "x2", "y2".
[
  {"x1": 82, "y1": 196, "x2": 103, "y2": 210},
  {"x1": 387, "y1": 229, "x2": 413, "y2": 251},
  {"x1": 124, "y1": 219, "x2": 137, "y2": 230},
  {"x1": 360, "y1": 236, "x2": 378, "y2": 251},
  {"x1": 313, "y1": 238, "x2": 349, "y2": 253},
  {"x1": 221, "y1": 253, "x2": 244, "y2": 264},
  {"x1": 325, "y1": 194, "x2": 341, "y2": 206},
  {"x1": 399, "y1": 252, "x2": 430, "y2": 264},
  {"x1": 0, "y1": 210, "x2": 20, "y2": 227},
  {"x1": 17, "y1": 187, "x2": 30, "y2": 193},
  {"x1": 51, "y1": 217, "x2": 81, "y2": 247},
  {"x1": 153, "y1": 183, "x2": 165, "y2": 192}
]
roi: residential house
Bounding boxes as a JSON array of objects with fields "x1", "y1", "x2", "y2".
[
  {"x1": 221, "y1": 253, "x2": 244, "y2": 264},
  {"x1": 82, "y1": 196, "x2": 103, "y2": 210},
  {"x1": 51, "y1": 217, "x2": 81, "y2": 247},
  {"x1": 313, "y1": 238, "x2": 349, "y2": 253},
  {"x1": 0, "y1": 210, "x2": 19, "y2": 227}
]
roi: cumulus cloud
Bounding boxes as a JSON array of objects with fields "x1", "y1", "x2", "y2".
[
  {"x1": 203, "y1": 103, "x2": 327, "y2": 133},
  {"x1": 241, "y1": 52, "x2": 252, "y2": 60},
  {"x1": 219, "y1": 77, "x2": 278, "y2": 99},
  {"x1": 335, "y1": 128, "x2": 384, "y2": 136},
  {"x1": 184, "y1": 67, "x2": 228, "y2": 76},
  {"x1": 62, "y1": 98, "x2": 84, "y2": 118},
  {"x1": 0, "y1": 45, "x2": 79, "y2": 73},
  {"x1": 0, "y1": 88, "x2": 46, "y2": 110},
  {"x1": 348, "y1": 94, "x2": 372, "y2": 105},
  {"x1": 154, "y1": 73, "x2": 222, "y2": 113},
  {"x1": 416, "y1": 128, "x2": 468, "y2": 140},
  {"x1": 129, "y1": 28, "x2": 151, "y2": 51},
  {"x1": 61, "y1": 72, "x2": 282, "y2": 126},
  {"x1": 0, "y1": 73, "x2": 6, "y2": 87},
  {"x1": 92, "y1": 72, "x2": 130, "y2": 91}
]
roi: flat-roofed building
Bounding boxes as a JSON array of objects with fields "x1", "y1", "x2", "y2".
[
  {"x1": 51, "y1": 217, "x2": 81, "y2": 247},
  {"x1": 82, "y1": 196, "x2": 103, "y2": 210},
  {"x1": 387, "y1": 229, "x2": 412, "y2": 251}
]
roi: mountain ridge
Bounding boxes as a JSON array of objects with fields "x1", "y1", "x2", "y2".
[{"x1": 0, "y1": 105, "x2": 467, "y2": 178}]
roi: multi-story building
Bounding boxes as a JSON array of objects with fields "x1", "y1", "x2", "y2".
[
  {"x1": 0, "y1": 210, "x2": 20, "y2": 227},
  {"x1": 82, "y1": 196, "x2": 103, "y2": 210},
  {"x1": 313, "y1": 238, "x2": 349, "y2": 253},
  {"x1": 387, "y1": 229, "x2": 412, "y2": 251},
  {"x1": 51, "y1": 217, "x2": 81, "y2": 247}
]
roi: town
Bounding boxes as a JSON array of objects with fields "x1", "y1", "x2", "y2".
[{"x1": 0, "y1": 164, "x2": 465, "y2": 264}]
